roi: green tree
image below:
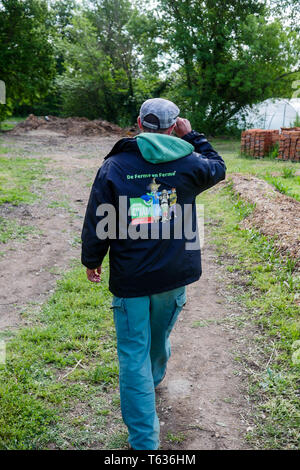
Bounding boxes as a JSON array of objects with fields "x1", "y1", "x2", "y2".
[
  {"x1": 0, "y1": 0, "x2": 56, "y2": 122},
  {"x1": 271, "y1": 0, "x2": 300, "y2": 32},
  {"x1": 57, "y1": 14, "x2": 131, "y2": 122},
  {"x1": 13, "y1": 0, "x2": 80, "y2": 117},
  {"x1": 57, "y1": 0, "x2": 163, "y2": 124},
  {"x1": 85, "y1": 0, "x2": 142, "y2": 122},
  {"x1": 150, "y1": 0, "x2": 299, "y2": 134}
]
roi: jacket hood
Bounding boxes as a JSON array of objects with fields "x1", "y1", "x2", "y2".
[{"x1": 136, "y1": 133, "x2": 194, "y2": 164}]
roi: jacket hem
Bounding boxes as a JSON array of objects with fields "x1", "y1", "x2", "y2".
[{"x1": 109, "y1": 273, "x2": 201, "y2": 298}]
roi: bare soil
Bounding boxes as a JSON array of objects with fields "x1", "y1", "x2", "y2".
[
  {"x1": 10, "y1": 114, "x2": 137, "y2": 137},
  {"x1": 157, "y1": 244, "x2": 253, "y2": 450},
  {"x1": 0, "y1": 129, "x2": 253, "y2": 449},
  {"x1": 0, "y1": 130, "x2": 118, "y2": 329}
]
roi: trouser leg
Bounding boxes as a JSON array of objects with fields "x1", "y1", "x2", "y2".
[
  {"x1": 112, "y1": 295, "x2": 160, "y2": 450},
  {"x1": 149, "y1": 286, "x2": 186, "y2": 388}
]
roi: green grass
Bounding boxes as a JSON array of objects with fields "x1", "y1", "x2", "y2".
[
  {"x1": 0, "y1": 117, "x2": 25, "y2": 131},
  {"x1": 0, "y1": 217, "x2": 40, "y2": 243},
  {"x1": 0, "y1": 140, "x2": 47, "y2": 245},
  {"x1": 47, "y1": 200, "x2": 70, "y2": 209},
  {"x1": 199, "y1": 183, "x2": 300, "y2": 449},
  {"x1": 0, "y1": 258, "x2": 125, "y2": 450},
  {"x1": 0, "y1": 152, "x2": 46, "y2": 206},
  {"x1": 166, "y1": 431, "x2": 186, "y2": 444},
  {"x1": 211, "y1": 138, "x2": 300, "y2": 202}
]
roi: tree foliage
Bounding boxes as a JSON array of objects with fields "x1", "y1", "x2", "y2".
[
  {"x1": 57, "y1": 14, "x2": 130, "y2": 121},
  {"x1": 0, "y1": 0, "x2": 56, "y2": 121},
  {"x1": 152, "y1": 0, "x2": 299, "y2": 133},
  {"x1": 0, "y1": 0, "x2": 299, "y2": 133},
  {"x1": 270, "y1": 0, "x2": 300, "y2": 32}
]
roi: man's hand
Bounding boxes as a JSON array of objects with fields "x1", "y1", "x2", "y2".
[
  {"x1": 174, "y1": 117, "x2": 192, "y2": 138},
  {"x1": 86, "y1": 266, "x2": 101, "y2": 283}
]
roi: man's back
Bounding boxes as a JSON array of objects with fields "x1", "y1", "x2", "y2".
[{"x1": 81, "y1": 131, "x2": 226, "y2": 297}]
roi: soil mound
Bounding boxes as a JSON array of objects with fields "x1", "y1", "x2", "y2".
[
  {"x1": 10, "y1": 114, "x2": 134, "y2": 136},
  {"x1": 229, "y1": 174, "x2": 300, "y2": 266}
]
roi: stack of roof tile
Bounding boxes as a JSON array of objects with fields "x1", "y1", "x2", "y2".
[
  {"x1": 241, "y1": 129, "x2": 280, "y2": 158},
  {"x1": 278, "y1": 128, "x2": 300, "y2": 161}
]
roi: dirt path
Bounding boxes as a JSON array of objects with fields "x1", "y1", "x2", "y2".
[
  {"x1": 157, "y1": 242, "x2": 252, "y2": 450},
  {"x1": 0, "y1": 130, "x2": 252, "y2": 449},
  {"x1": 0, "y1": 131, "x2": 117, "y2": 330}
]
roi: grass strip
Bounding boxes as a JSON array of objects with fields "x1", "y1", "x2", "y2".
[
  {"x1": 200, "y1": 183, "x2": 300, "y2": 449},
  {"x1": 0, "y1": 258, "x2": 127, "y2": 450}
]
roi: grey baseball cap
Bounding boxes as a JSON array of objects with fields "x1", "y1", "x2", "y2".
[{"x1": 139, "y1": 98, "x2": 180, "y2": 130}]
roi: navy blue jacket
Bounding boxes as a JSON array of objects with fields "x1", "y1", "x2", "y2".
[{"x1": 81, "y1": 131, "x2": 226, "y2": 297}]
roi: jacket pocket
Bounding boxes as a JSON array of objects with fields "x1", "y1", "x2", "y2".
[
  {"x1": 175, "y1": 290, "x2": 186, "y2": 308},
  {"x1": 167, "y1": 289, "x2": 186, "y2": 333},
  {"x1": 111, "y1": 297, "x2": 124, "y2": 309}
]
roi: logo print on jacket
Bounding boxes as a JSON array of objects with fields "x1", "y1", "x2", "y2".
[{"x1": 129, "y1": 178, "x2": 177, "y2": 225}]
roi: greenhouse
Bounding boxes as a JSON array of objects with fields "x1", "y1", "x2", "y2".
[{"x1": 235, "y1": 98, "x2": 300, "y2": 130}]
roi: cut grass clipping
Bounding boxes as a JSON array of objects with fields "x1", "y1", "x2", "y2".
[
  {"x1": 0, "y1": 258, "x2": 126, "y2": 450},
  {"x1": 200, "y1": 182, "x2": 300, "y2": 450}
]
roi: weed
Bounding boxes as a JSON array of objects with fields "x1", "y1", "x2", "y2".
[
  {"x1": 88, "y1": 363, "x2": 118, "y2": 385},
  {"x1": 282, "y1": 167, "x2": 296, "y2": 179},
  {"x1": 191, "y1": 321, "x2": 207, "y2": 328},
  {"x1": 47, "y1": 200, "x2": 70, "y2": 210},
  {"x1": 69, "y1": 235, "x2": 81, "y2": 247},
  {"x1": 166, "y1": 431, "x2": 186, "y2": 444},
  {"x1": 266, "y1": 143, "x2": 279, "y2": 160},
  {"x1": 264, "y1": 176, "x2": 288, "y2": 194},
  {"x1": 292, "y1": 113, "x2": 300, "y2": 127}
]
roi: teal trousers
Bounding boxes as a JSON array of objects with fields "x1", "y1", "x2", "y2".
[{"x1": 112, "y1": 286, "x2": 186, "y2": 450}]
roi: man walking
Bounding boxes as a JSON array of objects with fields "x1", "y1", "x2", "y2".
[{"x1": 81, "y1": 98, "x2": 226, "y2": 450}]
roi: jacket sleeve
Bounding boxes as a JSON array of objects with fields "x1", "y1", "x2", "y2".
[
  {"x1": 182, "y1": 131, "x2": 226, "y2": 194},
  {"x1": 81, "y1": 161, "x2": 114, "y2": 269}
]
